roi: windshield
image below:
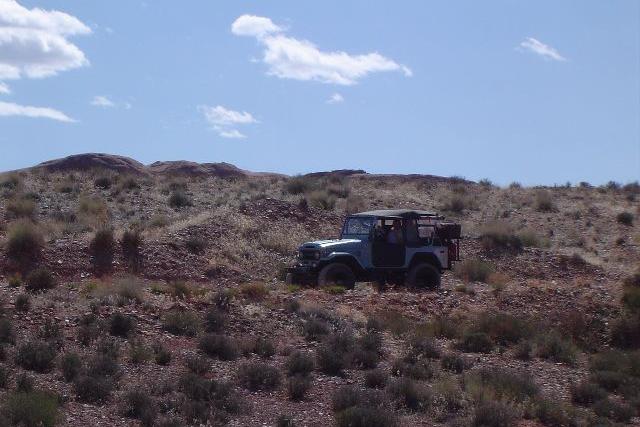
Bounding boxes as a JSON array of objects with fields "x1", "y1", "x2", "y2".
[{"x1": 342, "y1": 217, "x2": 375, "y2": 236}]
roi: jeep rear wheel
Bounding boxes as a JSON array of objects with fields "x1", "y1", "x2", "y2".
[
  {"x1": 406, "y1": 263, "x2": 440, "y2": 289},
  {"x1": 318, "y1": 263, "x2": 356, "y2": 289}
]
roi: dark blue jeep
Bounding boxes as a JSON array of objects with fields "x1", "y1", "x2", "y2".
[{"x1": 287, "y1": 209, "x2": 461, "y2": 289}]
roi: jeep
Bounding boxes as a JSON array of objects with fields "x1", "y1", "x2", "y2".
[{"x1": 287, "y1": 209, "x2": 461, "y2": 289}]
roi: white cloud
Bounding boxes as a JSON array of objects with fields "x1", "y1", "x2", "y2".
[
  {"x1": 0, "y1": 0, "x2": 91, "y2": 80},
  {"x1": 91, "y1": 95, "x2": 115, "y2": 108},
  {"x1": 519, "y1": 37, "x2": 566, "y2": 62},
  {"x1": 0, "y1": 82, "x2": 9, "y2": 94},
  {"x1": 327, "y1": 93, "x2": 344, "y2": 104},
  {"x1": 231, "y1": 14, "x2": 412, "y2": 85},
  {"x1": 0, "y1": 100, "x2": 74, "y2": 122},
  {"x1": 198, "y1": 105, "x2": 257, "y2": 139}
]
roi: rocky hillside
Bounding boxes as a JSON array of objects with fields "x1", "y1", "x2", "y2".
[{"x1": 0, "y1": 156, "x2": 638, "y2": 426}]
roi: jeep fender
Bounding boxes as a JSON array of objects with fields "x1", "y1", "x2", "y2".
[
  {"x1": 408, "y1": 252, "x2": 443, "y2": 272},
  {"x1": 320, "y1": 253, "x2": 365, "y2": 276}
]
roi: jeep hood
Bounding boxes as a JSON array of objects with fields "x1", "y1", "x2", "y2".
[{"x1": 300, "y1": 239, "x2": 360, "y2": 249}]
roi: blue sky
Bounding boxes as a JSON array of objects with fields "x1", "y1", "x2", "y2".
[{"x1": 0, "y1": 0, "x2": 638, "y2": 185}]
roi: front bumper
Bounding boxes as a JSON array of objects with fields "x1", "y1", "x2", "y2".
[{"x1": 286, "y1": 262, "x2": 320, "y2": 285}]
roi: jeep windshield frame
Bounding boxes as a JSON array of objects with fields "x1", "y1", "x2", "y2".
[{"x1": 341, "y1": 216, "x2": 376, "y2": 239}]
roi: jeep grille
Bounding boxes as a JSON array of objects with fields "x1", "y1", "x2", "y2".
[{"x1": 300, "y1": 249, "x2": 319, "y2": 261}]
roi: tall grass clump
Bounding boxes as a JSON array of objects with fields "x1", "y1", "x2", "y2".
[{"x1": 5, "y1": 220, "x2": 43, "y2": 267}]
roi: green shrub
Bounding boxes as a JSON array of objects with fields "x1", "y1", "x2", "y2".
[
  {"x1": 286, "y1": 351, "x2": 314, "y2": 377},
  {"x1": 86, "y1": 353, "x2": 120, "y2": 378},
  {"x1": 185, "y1": 236, "x2": 206, "y2": 254},
  {"x1": 422, "y1": 316, "x2": 461, "y2": 339},
  {"x1": 6, "y1": 197, "x2": 36, "y2": 219},
  {"x1": 513, "y1": 340, "x2": 533, "y2": 361},
  {"x1": 128, "y1": 341, "x2": 151, "y2": 364},
  {"x1": 535, "y1": 190, "x2": 555, "y2": 212},
  {"x1": 616, "y1": 212, "x2": 634, "y2": 226},
  {"x1": 90, "y1": 228, "x2": 115, "y2": 272},
  {"x1": 308, "y1": 190, "x2": 336, "y2": 210},
  {"x1": 212, "y1": 288, "x2": 234, "y2": 311},
  {"x1": 316, "y1": 331, "x2": 354, "y2": 376},
  {"x1": 465, "y1": 368, "x2": 538, "y2": 402},
  {"x1": 441, "y1": 353, "x2": 467, "y2": 373},
  {"x1": 15, "y1": 372, "x2": 33, "y2": 392},
  {"x1": 152, "y1": 343, "x2": 171, "y2": 365},
  {"x1": 365, "y1": 369, "x2": 388, "y2": 389},
  {"x1": 94, "y1": 176, "x2": 112, "y2": 189},
  {"x1": 237, "y1": 361, "x2": 281, "y2": 391},
  {"x1": 178, "y1": 373, "x2": 241, "y2": 415},
  {"x1": 276, "y1": 414, "x2": 297, "y2": 427},
  {"x1": 535, "y1": 331, "x2": 577, "y2": 365},
  {"x1": 198, "y1": 334, "x2": 239, "y2": 361},
  {"x1": 570, "y1": 381, "x2": 607, "y2": 407},
  {"x1": 0, "y1": 319, "x2": 15, "y2": 344},
  {"x1": 471, "y1": 400, "x2": 516, "y2": 427},
  {"x1": 162, "y1": 310, "x2": 200, "y2": 337},
  {"x1": 15, "y1": 294, "x2": 30, "y2": 312},
  {"x1": 454, "y1": 259, "x2": 494, "y2": 283},
  {"x1": 335, "y1": 405, "x2": 396, "y2": 427},
  {"x1": 0, "y1": 365, "x2": 8, "y2": 389},
  {"x1": 2, "y1": 390, "x2": 60, "y2": 427},
  {"x1": 15, "y1": 341, "x2": 56, "y2": 373},
  {"x1": 204, "y1": 308, "x2": 225, "y2": 332},
  {"x1": 5, "y1": 220, "x2": 43, "y2": 265},
  {"x1": 168, "y1": 190, "x2": 192, "y2": 208},
  {"x1": 533, "y1": 398, "x2": 578, "y2": 427},
  {"x1": 287, "y1": 375, "x2": 311, "y2": 401},
  {"x1": 303, "y1": 318, "x2": 331, "y2": 341},
  {"x1": 60, "y1": 352, "x2": 82, "y2": 382},
  {"x1": 121, "y1": 229, "x2": 143, "y2": 270},
  {"x1": 610, "y1": 315, "x2": 640, "y2": 349},
  {"x1": 474, "y1": 312, "x2": 532, "y2": 346},
  {"x1": 457, "y1": 331, "x2": 494, "y2": 353},
  {"x1": 168, "y1": 281, "x2": 191, "y2": 300},
  {"x1": 391, "y1": 357, "x2": 435, "y2": 380},
  {"x1": 25, "y1": 268, "x2": 56, "y2": 293},
  {"x1": 479, "y1": 223, "x2": 523, "y2": 252},
  {"x1": 387, "y1": 377, "x2": 431, "y2": 412},
  {"x1": 285, "y1": 176, "x2": 316, "y2": 195},
  {"x1": 74, "y1": 375, "x2": 114, "y2": 404},
  {"x1": 239, "y1": 282, "x2": 269, "y2": 301},
  {"x1": 109, "y1": 312, "x2": 136, "y2": 337},
  {"x1": 185, "y1": 354, "x2": 209, "y2": 375},
  {"x1": 592, "y1": 398, "x2": 634, "y2": 423},
  {"x1": 407, "y1": 334, "x2": 441, "y2": 359},
  {"x1": 122, "y1": 389, "x2": 156, "y2": 424}
]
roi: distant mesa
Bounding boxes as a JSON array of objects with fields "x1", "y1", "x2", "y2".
[
  {"x1": 304, "y1": 169, "x2": 367, "y2": 178},
  {"x1": 35, "y1": 153, "x2": 148, "y2": 175},
  {"x1": 148, "y1": 160, "x2": 267, "y2": 178}
]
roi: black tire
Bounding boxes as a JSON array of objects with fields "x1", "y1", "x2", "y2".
[
  {"x1": 318, "y1": 263, "x2": 356, "y2": 289},
  {"x1": 406, "y1": 263, "x2": 441, "y2": 289}
]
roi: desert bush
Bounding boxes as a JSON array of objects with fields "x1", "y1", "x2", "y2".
[
  {"x1": 317, "y1": 331, "x2": 355, "y2": 376},
  {"x1": 78, "y1": 196, "x2": 109, "y2": 224},
  {"x1": 473, "y1": 312, "x2": 532, "y2": 346},
  {"x1": 0, "y1": 173, "x2": 21, "y2": 190},
  {"x1": 286, "y1": 351, "x2": 314, "y2": 377},
  {"x1": 5, "y1": 220, "x2": 43, "y2": 265},
  {"x1": 387, "y1": 377, "x2": 431, "y2": 412},
  {"x1": 15, "y1": 294, "x2": 30, "y2": 312},
  {"x1": 204, "y1": 308, "x2": 226, "y2": 332},
  {"x1": 0, "y1": 319, "x2": 13, "y2": 345},
  {"x1": 374, "y1": 310, "x2": 412, "y2": 336},
  {"x1": 162, "y1": 310, "x2": 200, "y2": 337},
  {"x1": 479, "y1": 223, "x2": 523, "y2": 252},
  {"x1": 15, "y1": 372, "x2": 33, "y2": 392},
  {"x1": 332, "y1": 387, "x2": 396, "y2": 427},
  {"x1": 276, "y1": 414, "x2": 297, "y2": 427},
  {"x1": 535, "y1": 331, "x2": 578, "y2": 365},
  {"x1": 592, "y1": 398, "x2": 634, "y2": 423},
  {"x1": 2, "y1": 390, "x2": 60, "y2": 427},
  {"x1": 25, "y1": 268, "x2": 56, "y2": 293},
  {"x1": 212, "y1": 288, "x2": 234, "y2": 311},
  {"x1": 308, "y1": 189, "x2": 336, "y2": 210},
  {"x1": 121, "y1": 229, "x2": 143, "y2": 270},
  {"x1": 109, "y1": 312, "x2": 136, "y2": 337},
  {"x1": 118, "y1": 176, "x2": 140, "y2": 192},
  {"x1": 179, "y1": 373, "x2": 241, "y2": 417},
  {"x1": 238, "y1": 361, "x2": 281, "y2": 391},
  {"x1": 407, "y1": 333, "x2": 441, "y2": 359},
  {"x1": 122, "y1": 389, "x2": 156, "y2": 425},
  {"x1": 422, "y1": 316, "x2": 461, "y2": 339},
  {"x1": 535, "y1": 190, "x2": 555, "y2": 212},
  {"x1": 252, "y1": 337, "x2": 276, "y2": 358},
  {"x1": 465, "y1": 368, "x2": 538, "y2": 402},
  {"x1": 570, "y1": 381, "x2": 607, "y2": 407},
  {"x1": 610, "y1": 314, "x2": 640, "y2": 349},
  {"x1": 392, "y1": 353, "x2": 435, "y2": 380},
  {"x1": 15, "y1": 340, "x2": 56, "y2": 372},
  {"x1": 0, "y1": 365, "x2": 8, "y2": 388},
  {"x1": 167, "y1": 281, "x2": 192, "y2": 300},
  {"x1": 94, "y1": 176, "x2": 112, "y2": 189},
  {"x1": 442, "y1": 194, "x2": 472, "y2": 213},
  {"x1": 185, "y1": 236, "x2": 206, "y2": 254},
  {"x1": 457, "y1": 331, "x2": 494, "y2": 353},
  {"x1": 168, "y1": 190, "x2": 192, "y2": 208},
  {"x1": 38, "y1": 319, "x2": 63, "y2": 348},
  {"x1": 74, "y1": 375, "x2": 114, "y2": 404},
  {"x1": 589, "y1": 350, "x2": 640, "y2": 395},
  {"x1": 471, "y1": 400, "x2": 516, "y2": 427},
  {"x1": 87, "y1": 353, "x2": 120, "y2": 378},
  {"x1": 288, "y1": 375, "x2": 311, "y2": 401},
  {"x1": 6, "y1": 197, "x2": 36, "y2": 219},
  {"x1": 303, "y1": 318, "x2": 331, "y2": 341},
  {"x1": 199, "y1": 334, "x2": 239, "y2": 361},
  {"x1": 90, "y1": 228, "x2": 115, "y2": 272},
  {"x1": 285, "y1": 176, "x2": 316, "y2": 195},
  {"x1": 616, "y1": 212, "x2": 634, "y2": 226},
  {"x1": 152, "y1": 343, "x2": 171, "y2": 365},
  {"x1": 532, "y1": 398, "x2": 578, "y2": 427},
  {"x1": 239, "y1": 282, "x2": 269, "y2": 301},
  {"x1": 517, "y1": 229, "x2": 549, "y2": 248},
  {"x1": 184, "y1": 354, "x2": 209, "y2": 377},
  {"x1": 128, "y1": 341, "x2": 151, "y2": 364},
  {"x1": 514, "y1": 340, "x2": 533, "y2": 361},
  {"x1": 365, "y1": 369, "x2": 389, "y2": 389},
  {"x1": 454, "y1": 259, "x2": 494, "y2": 283},
  {"x1": 60, "y1": 352, "x2": 82, "y2": 382},
  {"x1": 441, "y1": 353, "x2": 467, "y2": 373}
]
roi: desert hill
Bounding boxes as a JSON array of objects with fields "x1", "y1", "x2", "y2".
[{"x1": 0, "y1": 155, "x2": 638, "y2": 426}]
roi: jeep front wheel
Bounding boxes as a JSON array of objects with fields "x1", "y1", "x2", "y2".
[
  {"x1": 406, "y1": 263, "x2": 440, "y2": 289},
  {"x1": 318, "y1": 263, "x2": 356, "y2": 289}
]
